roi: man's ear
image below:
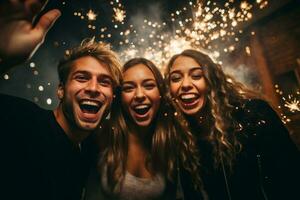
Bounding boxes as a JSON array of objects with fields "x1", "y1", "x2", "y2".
[{"x1": 57, "y1": 83, "x2": 64, "y2": 100}]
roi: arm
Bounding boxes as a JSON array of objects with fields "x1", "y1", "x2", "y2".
[{"x1": 0, "y1": 0, "x2": 61, "y2": 73}]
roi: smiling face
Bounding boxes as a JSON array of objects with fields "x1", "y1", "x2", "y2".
[
  {"x1": 57, "y1": 56, "x2": 114, "y2": 134},
  {"x1": 169, "y1": 56, "x2": 207, "y2": 116},
  {"x1": 121, "y1": 64, "x2": 161, "y2": 127}
]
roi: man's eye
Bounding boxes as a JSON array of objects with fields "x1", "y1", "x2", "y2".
[
  {"x1": 99, "y1": 78, "x2": 112, "y2": 87},
  {"x1": 75, "y1": 75, "x2": 88, "y2": 82}
]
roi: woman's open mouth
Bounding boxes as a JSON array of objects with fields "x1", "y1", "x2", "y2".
[
  {"x1": 131, "y1": 104, "x2": 152, "y2": 120},
  {"x1": 132, "y1": 104, "x2": 151, "y2": 117},
  {"x1": 179, "y1": 93, "x2": 200, "y2": 108}
]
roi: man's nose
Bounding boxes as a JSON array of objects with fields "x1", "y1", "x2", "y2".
[{"x1": 85, "y1": 79, "x2": 100, "y2": 97}]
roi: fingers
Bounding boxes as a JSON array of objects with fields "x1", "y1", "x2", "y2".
[
  {"x1": 34, "y1": 8, "x2": 61, "y2": 37},
  {"x1": 0, "y1": 0, "x2": 48, "y2": 22},
  {"x1": 25, "y1": 0, "x2": 49, "y2": 21},
  {"x1": 24, "y1": 0, "x2": 49, "y2": 14},
  {"x1": 25, "y1": 0, "x2": 43, "y2": 15}
]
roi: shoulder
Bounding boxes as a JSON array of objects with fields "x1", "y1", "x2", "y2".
[
  {"x1": 0, "y1": 94, "x2": 53, "y2": 146},
  {"x1": 0, "y1": 93, "x2": 41, "y2": 112},
  {"x1": 233, "y1": 98, "x2": 288, "y2": 138},
  {"x1": 235, "y1": 99, "x2": 277, "y2": 123},
  {"x1": 243, "y1": 99, "x2": 283, "y2": 126},
  {"x1": 235, "y1": 99, "x2": 294, "y2": 147},
  {"x1": 242, "y1": 99, "x2": 273, "y2": 113},
  {"x1": 0, "y1": 93, "x2": 48, "y2": 124}
]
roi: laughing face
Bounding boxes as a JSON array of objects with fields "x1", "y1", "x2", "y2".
[
  {"x1": 57, "y1": 56, "x2": 114, "y2": 133},
  {"x1": 121, "y1": 64, "x2": 161, "y2": 127},
  {"x1": 169, "y1": 56, "x2": 207, "y2": 116}
]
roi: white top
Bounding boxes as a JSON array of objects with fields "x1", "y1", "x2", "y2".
[{"x1": 101, "y1": 167, "x2": 166, "y2": 200}]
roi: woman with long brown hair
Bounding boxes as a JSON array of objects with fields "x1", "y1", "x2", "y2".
[
  {"x1": 85, "y1": 57, "x2": 202, "y2": 200},
  {"x1": 165, "y1": 49, "x2": 300, "y2": 200}
]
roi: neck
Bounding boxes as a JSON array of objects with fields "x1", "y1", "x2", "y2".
[
  {"x1": 126, "y1": 123, "x2": 154, "y2": 177},
  {"x1": 127, "y1": 122, "x2": 153, "y2": 149},
  {"x1": 53, "y1": 103, "x2": 90, "y2": 144}
]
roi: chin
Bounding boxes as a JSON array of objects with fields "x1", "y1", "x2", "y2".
[
  {"x1": 132, "y1": 117, "x2": 153, "y2": 127},
  {"x1": 182, "y1": 109, "x2": 199, "y2": 116},
  {"x1": 82, "y1": 124, "x2": 99, "y2": 130},
  {"x1": 132, "y1": 119, "x2": 150, "y2": 127},
  {"x1": 76, "y1": 118, "x2": 101, "y2": 131}
]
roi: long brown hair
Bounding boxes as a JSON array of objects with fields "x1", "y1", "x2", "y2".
[
  {"x1": 101, "y1": 58, "x2": 178, "y2": 195},
  {"x1": 165, "y1": 49, "x2": 261, "y2": 171}
]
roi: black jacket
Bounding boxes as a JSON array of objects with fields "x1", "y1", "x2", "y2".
[
  {"x1": 1, "y1": 94, "x2": 97, "y2": 200},
  {"x1": 179, "y1": 99, "x2": 300, "y2": 200}
]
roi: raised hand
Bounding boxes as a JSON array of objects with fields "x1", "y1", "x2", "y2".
[{"x1": 0, "y1": 0, "x2": 61, "y2": 71}]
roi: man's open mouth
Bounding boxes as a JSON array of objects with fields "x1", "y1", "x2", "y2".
[
  {"x1": 79, "y1": 100, "x2": 102, "y2": 114},
  {"x1": 132, "y1": 104, "x2": 151, "y2": 115}
]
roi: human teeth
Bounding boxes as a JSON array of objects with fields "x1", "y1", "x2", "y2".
[
  {"x1": 133, "y1": 104, "x2": 151, "y2": 115},
  {"x1": 181, "y1": 94, "x2": 196, "y2": 100},
  {"x1": 135, "y1": 105, "x2": 149, "y2": 109},
  {"x1": 81, "y1": 100, "x2": 99, "y2": 107},
  {"x1": 80, "y1": 100, "x2": 101, "y2": 114}
]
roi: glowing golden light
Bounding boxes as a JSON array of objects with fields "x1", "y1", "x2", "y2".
[
  {"x1": 101, "y1": 0, "x2": 272, "y2": 69},
  {"x1": 283, "y1": 96, "x2": 300, "y2": 113},
  {"x1": 245, "y1": 46, "x2": 251, "y2": 56},
  {"x1": 113, "y1": 7, "x2": 126, "y2": 22},
  {"x1": 86, "y1": 9, "x2": 97, "y2": 21}
]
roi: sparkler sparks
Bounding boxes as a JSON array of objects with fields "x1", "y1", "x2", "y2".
[
  {"x1": 114, "y1": 0, "x2": 271, "y2": 69},
  {"x1": 2, "y1": 0, "x2": 276, "y2": 109},
  {"x1": 275, "y1": 84, "x2": 300, "y2": 123},
  {"x1": 280, "y1": 113, "x2": 291, "y2": 124},
  {"x1": 164, "y1": 37, "x2": 192, "y2": 57},
  {"x1": 283, "y1": 96, "x2": 300, "y2": 113},
  {"x1": 86, "y1": 9, "x2": 97, "y2": 21},
  {"x1": 113, "y1": 7, "x2": 126, "y2": 22}
]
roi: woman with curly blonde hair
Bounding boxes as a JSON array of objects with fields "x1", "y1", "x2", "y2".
[{"x1": 165, "y1": 49, "x2": 300, "y2": 200}]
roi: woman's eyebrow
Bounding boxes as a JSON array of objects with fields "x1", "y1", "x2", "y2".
[
  {"x1": 170, "y1": 66, "x2": 203, "y2": 74},
  {"x1": 190, "y1": 66, "x2": 204, "y2": 72}
]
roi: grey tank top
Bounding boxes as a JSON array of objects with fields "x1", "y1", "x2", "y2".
[{"x1": 101, "y1": 166, "x2": 166, "y2": 200}]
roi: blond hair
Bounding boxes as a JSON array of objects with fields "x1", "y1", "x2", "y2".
[{"x1": 57, "y1": 38, "x2": 122, "y2": 88}]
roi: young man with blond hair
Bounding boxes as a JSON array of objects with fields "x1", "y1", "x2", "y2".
[{"x1": 0, "y1": 1, "x2": 122, "y2": 199}]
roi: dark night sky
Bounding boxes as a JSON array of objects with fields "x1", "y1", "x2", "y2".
[
  {"x1": 0, "y1": 0, "x2": 291, "y2": 109},
  {"x1": 0, "y1": 0, "x2": 187, "y2": 109}
]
